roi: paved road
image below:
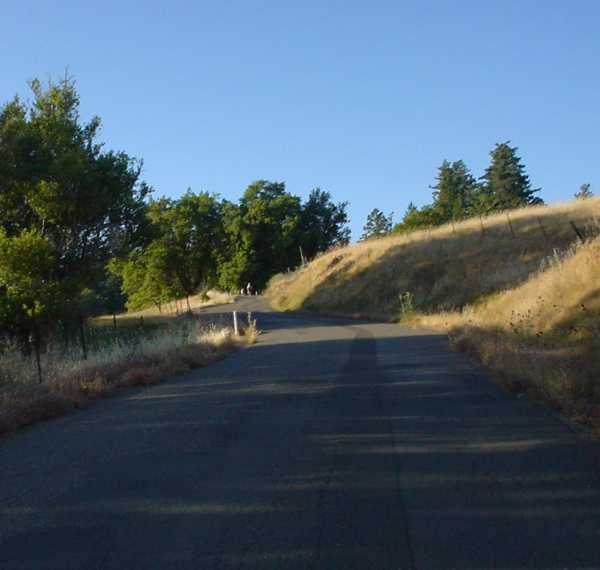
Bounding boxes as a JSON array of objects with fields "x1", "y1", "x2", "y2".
[{"x1": 1, "y1": 297, "x2": 600, "y2": 569}]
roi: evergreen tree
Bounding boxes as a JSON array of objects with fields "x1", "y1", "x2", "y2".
[
  {"x1": 574, "y1": 183, "x2": 593, "y2": 200},
  {"x1": 393, "y1": 202, "x2": 438, "y2": 233},
  {"x1": 360, "y1": 208, "x2": 393, "y2": 240},
  {"x1": 479, "y1": 142, "x2": 542, "y2": 210},
  {"x1": 431, "y1": 160, "x2": 477, "y2": 223}
]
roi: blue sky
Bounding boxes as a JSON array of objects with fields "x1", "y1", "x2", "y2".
[{"x1": 2, "y1": 1, "x2": 599, "y2": 239}]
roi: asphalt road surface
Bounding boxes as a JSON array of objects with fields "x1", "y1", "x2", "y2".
[{"x1": 1, "y1": 297, "x2": 600, "y2": 569}]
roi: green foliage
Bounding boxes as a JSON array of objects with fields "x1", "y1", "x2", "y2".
[
  {"x1": 0, "y1": 229, "x2": 63, "y2": 344},
  {"x1": 394, "y1": 203, "x2": 423, "y2": 233},
  {"x1": 361, "y1": 208, "x2": 393, "y2": 240},
  {"x1": 114, "y1": 182, "x2": 349, "y2": 303},
  {"x1": 109, "y1": 244, "x2": 181, "y2": 312},
  {"x1": 393, "y1": 142, "x2": 542, "y2": 234},
  {"x1": 79, "y1": 274, "x2": 127, "y2": 317},
  {"x1": 431, "y1": 160, "x2": 478, "y2": 223},
  {"x1": 147, "y1": 191, "x2": 225, "y2": 296},
  {"x1": 219, "y1": 181, "x2": 302, "y2": 291},
  {"x1": 0, "y1": 230, "x2": 55, "y2": 306},
  {"x1": 479, "y1": 141, "x2": 542, "y2": 210},
  {"x1": 299, "y1": 188, "x2": 350, "y2": 258},
  {"x1": 0, "y1": 76, "x2": 149, "y2": 344}
]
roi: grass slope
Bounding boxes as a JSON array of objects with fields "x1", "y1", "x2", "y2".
[{"x1": 267, "y1": 198, "x2": 600, "y2": 430}]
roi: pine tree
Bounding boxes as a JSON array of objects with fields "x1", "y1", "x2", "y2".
[
  {"x1": 574, "y1": 183, "x2": 593, "y2": 200},
  {"x1": 360, "y1": 208, "x2": 393, "y2": 240},
  {"x1": 479, "y1": 142, "x2": 542, "y2": 210},
  {"x1": 431, "y1": 160, "x2": 477, "y2": 223}
]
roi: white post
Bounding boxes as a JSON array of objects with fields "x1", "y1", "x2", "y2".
[{"x1": 232, "y1": 311, "x2": 239, "y2": 336}]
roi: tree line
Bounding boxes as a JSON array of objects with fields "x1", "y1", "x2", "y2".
[
  {"x1": 361, "y1": 142, "x2": 543, "y2": 239},
  {"x1": 111, "y1": 181, "x2": 350, "y2": 313},
  {"x1": 0, "y1": 77, "x2": 349, "y2": 348}
]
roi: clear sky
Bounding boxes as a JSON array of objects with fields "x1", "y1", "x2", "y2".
[{"x1": 2, "y1": 1, "x2": 599, "y2": 239}]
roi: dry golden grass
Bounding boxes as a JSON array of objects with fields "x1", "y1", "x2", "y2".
[
  {"x1": 267, "y1": 198, "x2": 600, "y2": 430},
  {"x1": 414, "y1": 237, "x2": 600, "y2": 430},
  {"x1": 239, "y1": 312, "x2": 260, "y2": 344},
  {"x1": 268, "y1": 198, "x2": 600, "y2": 318},
  {"x1": 0, "y1": 321, "x2": 244, "y2": 438}
]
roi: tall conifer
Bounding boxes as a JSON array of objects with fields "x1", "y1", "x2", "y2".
[{"x1": 479, "y1": 142, "x2": 542, "y2": 210}]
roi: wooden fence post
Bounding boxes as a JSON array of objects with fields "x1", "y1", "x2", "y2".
[
  {"x1": 79, "y1": 313, "x2": 88, "y2": 360},
  {"x1": 570, "y1": 221, "x2": 585, "y2": 243}
]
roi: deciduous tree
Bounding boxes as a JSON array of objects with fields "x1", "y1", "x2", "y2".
[{"x1": 299, "y1": 188, "x2": 350, "y2": 259}]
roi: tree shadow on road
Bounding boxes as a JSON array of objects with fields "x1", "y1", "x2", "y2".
[{"x1": 1, "y1": 327, "x2": 600, "y2": 569}]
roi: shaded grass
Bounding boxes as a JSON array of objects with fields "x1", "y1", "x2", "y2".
[
  {"x1": 94, "y1": 289, "x2": 234, "y2": 328},
  {"x1": 0, "y1": 319, "x2": 245, "y2": 438}
]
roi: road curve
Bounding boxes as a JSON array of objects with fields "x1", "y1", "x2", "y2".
[{"x1": 1, "y1": 297, "x2": 600, "y2": 569}]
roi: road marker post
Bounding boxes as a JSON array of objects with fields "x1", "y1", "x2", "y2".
[{"x1": 232, "y1": 311, "x2": 239, "y2": 336}]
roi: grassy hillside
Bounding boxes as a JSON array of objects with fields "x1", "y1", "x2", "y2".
[{"x1": 267, "y1": 198, "x2": 600, "y2": 430}]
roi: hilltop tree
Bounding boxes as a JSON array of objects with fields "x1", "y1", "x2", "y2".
[
  {"x1": 431, "y1": 160, "x2": 477, "y2": 223},
  {"x1": 393, "y1": 202, "x2": 439, "y2": 233},
  {"x1": 299, "y1": 188, "x2": 350, "y2": 259},
  {"x1": 479, "y1": 142, "x2": 542, "y2": 210},
  {"x1": 575, "y1": 183, "x2": 593, "y2": 200},
  {"x1": 395, "y1": 202, "x2": 421, "y2": 233},
  {"x1": 361, "y1": 208, "x2": 393, "y2": 240}
]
